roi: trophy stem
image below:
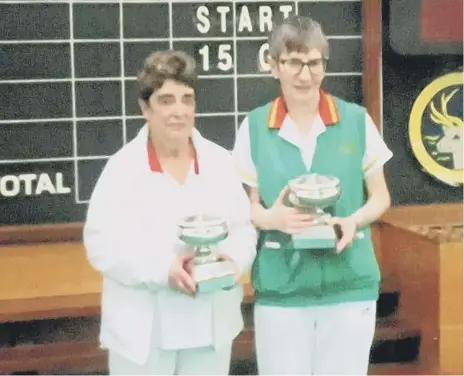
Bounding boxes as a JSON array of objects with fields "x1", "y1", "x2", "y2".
[
  {"x1": 196, "y1": 245, "x2": 210, "y2": 256},
  {"x1": 194, "y1": 245, "x2": 216, "y2": 264}
]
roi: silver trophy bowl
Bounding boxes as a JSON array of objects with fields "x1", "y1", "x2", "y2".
[
  {"x1": 178, "y1": 215, "x2": 235, "y2": 293},
  {"x1": 288, "y1": 173, "x2": 341, "y2": 213},
  {"x1": 285, "y1": 173, "x2": 364, "y2": 250},
  {"x1": 178, "y1": 214, "x2": 229, "y2": 264}
]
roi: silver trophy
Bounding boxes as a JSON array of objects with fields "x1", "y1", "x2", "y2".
[
  {"x1": 287, "y1": 173, "x2": 364, "y2": 250},
  {"x1": 178, "y1": 214, "x2": 236, "y2": 293}
]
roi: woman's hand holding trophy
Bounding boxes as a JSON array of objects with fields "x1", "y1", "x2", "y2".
[
  {"x1": 257, "y1": 186, "x2": 317, "y2": 234},
  {"x1": 276, "y1": 173, "x2": 364, "y2": 252},
  {"x1": 326, "y1": 216, "x2": 360, "y2": 253},
  {"x1": 176, "y1": 214, "x2": 238, "y2": 295},
  {"x1": 168, "y1": 253, "x2": 197, "y2": 296}
]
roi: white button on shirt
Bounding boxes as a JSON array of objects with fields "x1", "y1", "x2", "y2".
[{"x1": 233, "y1": 113, "x2": 393, "y2": 187}]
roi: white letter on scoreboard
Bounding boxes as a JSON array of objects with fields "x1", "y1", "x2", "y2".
[
  {"x1": 259, "y1": 43, "x2": 270, "y2": 72},
  {"x1": 279, "y1": 5, "x2": 293, "y2": 19},
  {"x1": 56, "y1": 173, "x2": 71, "y2": 194},
  {"x1": 0, "y1": 175, "x2": 20, "y2": 197},
  {"x1": 259, "y1": 6, "x2": 273, "y2": 32},
  {"x1": 216, "y1": 6, "x2": 230, "y2": 33},
  {"x1": 35, "y1": 173, "x2": 56, "y2": 195},
  {"x1": 19, "y1": 173, "x2": 37, "y2": 195},
  {"x1": 196, "y1": 6, "x2": 211, "y2": 34},
  {"x1": 237, "y1": 6, "x2": 252, "y2": 33}
]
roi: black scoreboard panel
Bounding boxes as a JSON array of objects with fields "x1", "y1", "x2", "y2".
[{"x1": 0, "y1": 0, "x2": 362, "y2": 226}]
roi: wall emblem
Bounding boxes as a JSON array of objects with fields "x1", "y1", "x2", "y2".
[{"x1": 409, "y1": 72, "x2": 463, "y2": 186}]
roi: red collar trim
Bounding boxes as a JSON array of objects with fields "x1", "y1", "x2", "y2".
[
  {"x1": 267, "y1": 89, "x2": 341, "y2": 129},
  {"x1": 147, "y1": 141, "x2": 199, "y2": 174}
]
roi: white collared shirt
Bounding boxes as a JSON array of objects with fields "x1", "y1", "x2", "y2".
[
  {"x1": 232, "y1": 113, "x2": 393, "y2": 187},
  {"x1": 84, "y1": 125, "x2": 257, "y2": 364}
]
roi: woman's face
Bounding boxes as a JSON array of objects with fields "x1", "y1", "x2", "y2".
[
  {"x1": 140, "y1": 79, "x2": 196, "y2": 144},
  {"x1": 270, "y1": 47, "x2": 326, "y2": 104}
]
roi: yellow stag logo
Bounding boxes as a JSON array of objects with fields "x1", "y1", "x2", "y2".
[{"x1": 428, "y1": 89, "x2": 463, "y2": 169}]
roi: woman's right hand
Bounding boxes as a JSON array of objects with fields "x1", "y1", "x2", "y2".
[
  {"x1": 168, "y1": 254, "x2": 197, "y2": 296},
  {"x1": 265, "y1": 187, "x2": 316, "y2": 234}
]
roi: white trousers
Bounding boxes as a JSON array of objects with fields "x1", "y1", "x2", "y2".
[
  {"x1": 254, "y1": 300, "x2": 377, "y2": 375},
  {"x1": 109, "y1": 344, "x2": 232, "y2": 375}
]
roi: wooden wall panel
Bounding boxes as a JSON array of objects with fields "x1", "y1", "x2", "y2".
[
  {"x1": 363, "y1": 0, "x2": 383, "y2": 129},
  {"x1": 379, "y1": 203, "x2": 463, "y2": 375}
]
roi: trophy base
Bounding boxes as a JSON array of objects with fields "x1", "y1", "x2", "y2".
[
  {"x1": 193, "y1": 261, "x2": 236, "y2": 293},
  {"x1": 291, "y1": 224, "x2": 337, "y2": 250}
]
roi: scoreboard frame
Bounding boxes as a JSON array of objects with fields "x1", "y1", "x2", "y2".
[{"x1": 0, "y1": 0, "x2": 382, "y2": 244}]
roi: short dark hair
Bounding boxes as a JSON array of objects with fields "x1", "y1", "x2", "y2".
[{"x1": 137, "y1": 50, "x2": 197, "y2": 101}]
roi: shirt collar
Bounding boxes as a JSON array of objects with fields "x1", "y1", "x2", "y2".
[
  {"x1": 278, "y1": 115, "x2": 326, "y2": 148},
  {"x1": 146, "y1": 128, "x2": 200, "y2": 175},
  {"x1": 267, "y1": 89, "x2": 341, "y2": 129}
]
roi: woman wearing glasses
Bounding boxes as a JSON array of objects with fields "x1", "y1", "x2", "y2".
[{"x1": 233, "y1": 15, "x2": 393, "y2": 375}]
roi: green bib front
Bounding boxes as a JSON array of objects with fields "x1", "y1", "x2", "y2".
[{"x1": 248, "y1": 97, "x2": 381, "y2": 307}]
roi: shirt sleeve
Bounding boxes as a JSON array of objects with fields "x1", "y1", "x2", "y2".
[
  {"x1": 232, "y1": 116, "x2": 258, "y2": 187},
  {"x1": 363, "y1": 114, "x2": 393, "y2": 177},
  {"x1": 217, "y1": 154, "x2": 258, "y2": 277},
  {"x1": 83, "y1": 158, "x2": 174, "y2": 291}
]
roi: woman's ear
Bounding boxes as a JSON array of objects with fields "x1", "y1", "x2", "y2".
[
  {"x1": 138, "y1": 98, "x2": 150, "y2": 119},
  {"x1": 268, "y1": 55, "x2": 279, "y2": 80}
]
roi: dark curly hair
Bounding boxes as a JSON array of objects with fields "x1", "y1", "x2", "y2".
[{"x1": 137, "y1": 50, "x2": 197, "y2": 102}]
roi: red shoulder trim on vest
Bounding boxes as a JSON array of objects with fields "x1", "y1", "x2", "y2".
[{"x1": 266, "y1": 89, "x2": 341, "y2": 129}]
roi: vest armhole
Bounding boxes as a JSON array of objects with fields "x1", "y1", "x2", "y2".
[
  {"x1": 358, "y1": 105, "x2": 367, "y2": 160},
  {"x1": 247, "y1": 109, "x2": 258, "y2": 168},
  {"x1": 247, "y1": 103, "x2": 273, "y2": 168},
  {"x1": 337, "y1": 98, "x2": 368, "y2": 159}
]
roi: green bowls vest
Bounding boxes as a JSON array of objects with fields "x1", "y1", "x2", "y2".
[{"x1": 248, "y1": 97, "x2": 381, "y2": 307}]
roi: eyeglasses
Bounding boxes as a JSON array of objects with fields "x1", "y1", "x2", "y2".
[{"x1": 279, "y1": 58, "x2": 328, "y2": 75}]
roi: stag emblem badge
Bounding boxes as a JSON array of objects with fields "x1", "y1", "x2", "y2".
[{"x1": 409, "y1": 72, "x2": 463, "y2": 186}]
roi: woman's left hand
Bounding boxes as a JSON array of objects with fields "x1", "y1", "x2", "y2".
[{"x1": 328, "y1": 216, "x2": 358, "y2": 253}]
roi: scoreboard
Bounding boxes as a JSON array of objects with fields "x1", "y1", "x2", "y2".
[{"x1": 0, "y1": 0, "x2": 363, "y2": 226}]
